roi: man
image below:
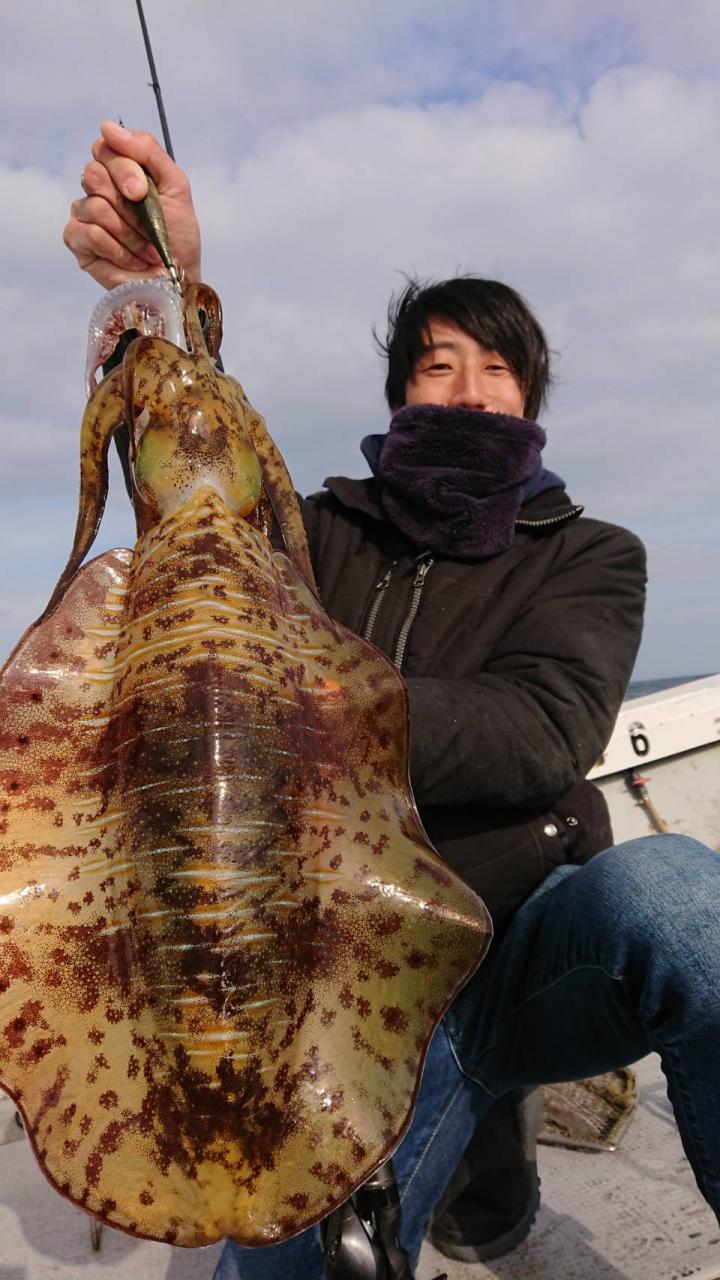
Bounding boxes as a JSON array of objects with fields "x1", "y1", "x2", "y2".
[{"x1": 64, "y1": 122, "x2": 720, "y2": 1277}]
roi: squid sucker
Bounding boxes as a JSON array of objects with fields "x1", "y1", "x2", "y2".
[{"x1": 0, "y1": 278, "x2": 491, "y2": 1247}]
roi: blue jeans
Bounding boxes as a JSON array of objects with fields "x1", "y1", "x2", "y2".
[{"x1": 213, "y1": 835, "x2": 720, "y2": 1278}]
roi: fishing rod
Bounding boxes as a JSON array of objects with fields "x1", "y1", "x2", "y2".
[
  {"x1": 135, "y1": 0, "x2": 175, "y2": 158},
  {"x1": 132, "y1": 0, "x2": 182, "y2": 287},
  {"x1": 128, "y1": 8, "x2": 443, "y2": 1278}
]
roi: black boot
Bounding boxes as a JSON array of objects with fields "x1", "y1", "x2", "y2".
[{"x1": 430, "y1": 1089, "x2": 542, "y2": 1263}]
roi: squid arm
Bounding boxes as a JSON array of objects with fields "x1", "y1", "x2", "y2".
[
  {"x1": 223, "y1": 374, "x2": 318, "y2": 596},
  {"x1": 41, "y1": 367, "x2": 125, "y2": 622}
]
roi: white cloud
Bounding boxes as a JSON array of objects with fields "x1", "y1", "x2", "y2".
[{"x1": 0, "y1": 5, "x2": 719, "y2": 677}]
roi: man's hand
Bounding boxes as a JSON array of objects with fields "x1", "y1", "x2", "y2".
[{"x1": 63, "y1": 120, "x2": 202, "y2": 290}]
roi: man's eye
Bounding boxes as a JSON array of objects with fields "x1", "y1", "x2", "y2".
[{"x1": 424, "y1": 362, "x2": 451, "y2": 372}]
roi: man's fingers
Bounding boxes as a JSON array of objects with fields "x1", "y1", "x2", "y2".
[
  {"x1": 79, "y1": 255, "x2": 165, "y2": 291},
  {"x1": 63, "y1": 215, "x2": 165, "y2": 289},
  {"x1": 99, "y1": 120, "x2": 188, "y2": 196},
  {"x1": 82, "y1": 157, "x2": 124, "y2": 205},
  {"x1": 72, "y1": 195, "x2": 157, "y2": 264},
  {"x1": 63, "y1": 216, "x2": 153, "y2": 275},
  {"x1": 83, "y1": 151, "x2": 162, "y2": 262},
  {"x1": 98, "y1": 261, "x2": 165, "y2": 289},
  {"x1": 82, "y1": 221, "x2": 150, "y2": 271},
  {"x1": 82, "y1": 156, "x2": 148, "y2": 237},
  {"x1": 90, "y1": 139, "x2": 148, "y2": 203}
]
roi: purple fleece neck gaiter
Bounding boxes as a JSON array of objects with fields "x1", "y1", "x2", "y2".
[{"x1": 360, "y1": 404, "x2": 562, "y2": 560}]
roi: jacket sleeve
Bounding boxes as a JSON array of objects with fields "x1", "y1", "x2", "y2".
[{"x1": 405, "y1": 524, "x2": 647, "y2": 809}]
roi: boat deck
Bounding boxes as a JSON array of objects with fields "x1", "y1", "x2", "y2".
[
  {"x1": 2, "y1": 1055, "x2": 718, "y2": 1280},
  {"x1": 421, "y1": 1055, "x2": 719, "y2": 1280}
]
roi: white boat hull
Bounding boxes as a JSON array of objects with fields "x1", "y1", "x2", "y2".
[{"x1": 592, "y1": 674, "x2": 720, "y2": 849}]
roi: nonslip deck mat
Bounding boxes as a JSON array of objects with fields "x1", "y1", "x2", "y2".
[{"x1": 539, "y1": 1068, "x2": 638, "y2": 1152}]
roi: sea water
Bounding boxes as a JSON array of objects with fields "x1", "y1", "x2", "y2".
[{"x1": 627, "y1": 674, "x2": 712, "y2": 699}]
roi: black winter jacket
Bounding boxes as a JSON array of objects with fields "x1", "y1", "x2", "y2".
[{"x1": 298, "y1": 476, "x2": 647, "y2": 934}]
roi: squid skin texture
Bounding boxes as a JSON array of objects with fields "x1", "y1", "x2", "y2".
[{"x1": 0, "y1": 283, "x2": 492, "y2": 1247}]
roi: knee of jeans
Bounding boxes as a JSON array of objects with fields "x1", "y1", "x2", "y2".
[{"x1": 586, "y1": 834, "x2": 720, "y2": 956}]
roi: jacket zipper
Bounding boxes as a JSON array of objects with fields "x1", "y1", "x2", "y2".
[
  {"x1": 363, "y1": 505, "x2": 575, "y2": 661},
  {"x1": 515, "y1": 505, "x2": 584, "y2": 529},
  {"x1": 393, "y1": 556, "x2": 433, "y2": 670},
  {"x1": 362, "y1": 561, "x2": 397, "y2": 644}
]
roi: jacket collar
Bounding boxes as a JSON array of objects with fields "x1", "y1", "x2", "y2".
[{"x1": 321, "y1": 475, "x2": 583, "y2": 529}]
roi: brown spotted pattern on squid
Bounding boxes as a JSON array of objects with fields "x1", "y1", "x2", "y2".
[{"x1": 0, "y1": 283, "x2": 491, "y2": 1248}]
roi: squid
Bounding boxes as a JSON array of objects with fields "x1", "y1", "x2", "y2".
[{"x1": 0, "y1": 276, "x2": 491, "y2": 1246}]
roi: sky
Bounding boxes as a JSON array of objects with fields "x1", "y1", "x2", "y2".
[{"x1": 1, "y1": 0, "x2": 719, "y2": 678}]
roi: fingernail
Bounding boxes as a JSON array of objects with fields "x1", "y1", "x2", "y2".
[{"x1": 123, "y1": 175, "x2": 144, "y2": 199}]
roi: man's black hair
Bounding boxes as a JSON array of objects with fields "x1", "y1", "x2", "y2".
[{"x1": 378, "y1": 276, "x2": 552, "y2": 419}]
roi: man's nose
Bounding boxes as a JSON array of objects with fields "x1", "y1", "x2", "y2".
[{"x1": 449, "y1": 368, "x2": 491, "y2": 410}]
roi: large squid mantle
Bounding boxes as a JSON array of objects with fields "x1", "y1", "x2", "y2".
[{"x1": 0, "y1": 281, "x2": 491, "y2": 1246}]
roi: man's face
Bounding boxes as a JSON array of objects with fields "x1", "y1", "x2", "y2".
[{"x1": 403, "y1": 318, "x2": 526, "y2": 416}]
